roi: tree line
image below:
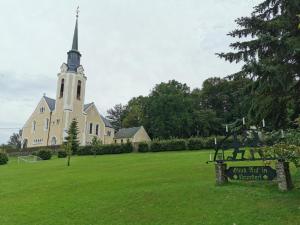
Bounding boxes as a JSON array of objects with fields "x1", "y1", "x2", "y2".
[{"x1": 107, "y1": 0, "x2": 300, "y2": 139}]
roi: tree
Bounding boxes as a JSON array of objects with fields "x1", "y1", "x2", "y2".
[
  {"x1": 122, "y1": 96, "x2": 147, "y2": 128},
  {"x1": 64, "y1": 119, "x2": 79, "y2": 166},
  {"x1": 217, "y1": 0, "x2": 300, "y2": 129},
  {"x1": 91, "y1": 136, "x2": 102, "y2": 157},
  {"x1": 8, "y1": 130, "x2": 22, "y2": 150},
  {"x1": 106, "y1": 104, "x2": 125, "y2": 130},
  {"x1": 143, "y1": 80, "x2": 194, "y2": 138}
]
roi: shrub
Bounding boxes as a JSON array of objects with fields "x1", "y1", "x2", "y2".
[
  {"x1": 150, "y1": 139, "x2": 186, "y2": 152},
  {"x1": 138, "y1": 143, "x2": 149, "y2": 153},
  {"x1": 0, "y1": 153, "x2": 8, "y2": 165},
  {"x1": 37, "y1": 150, "x2": 52, "y2": 160},
  {"x1": 57, "y1": 150, "x2": 67, "y2": 158},
  {"x1": 77, "y1": 146, "x2": 92, "y2": 156},
  {"x1": 187, "y1": 138, "x2": 204, "y2": 150},
  {"x1": 263, "y1": 143, "x2": 300, "y2": 167},
  {"x1": 150, "y1": 141, "x2": 164, "y2": 152},
  {"x1": 120, "y1": 143, "x2": 133, "y2": 153}
]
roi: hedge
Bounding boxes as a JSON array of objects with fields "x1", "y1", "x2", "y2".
[
  {"x1": 150, "y1": 139, "x2": 186, "y2": 152},
  {"x1": 0, "y1": 153, "x2": 8, "y2": 165},
  {"x1": 37, "y1": 150, "x2": 52, "y2": 160},
  {"x1": 57, "y1": 150, "x2": 67, "y2": 158},
  {"x1": 77, "y1": 143, "x2": 133, "y2": 156},
  {"x1": 138, "y1": 143, "x2": 149, "y2": 153}
]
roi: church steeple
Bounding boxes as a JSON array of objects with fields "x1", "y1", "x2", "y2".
[{"x1": 67, "y1": 7, "x2": 81, "y2": 72}]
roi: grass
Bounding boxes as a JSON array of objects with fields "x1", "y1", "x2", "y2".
[{"x1": 0, "y1": 151, "x2": 300, "y2": 225}]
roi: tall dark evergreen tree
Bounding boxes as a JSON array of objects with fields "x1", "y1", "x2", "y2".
[
  {"x1": 217, "y1": 0, "x2": 300, "y2": 129},
  {"x1": 64, "y1": 119, "x2": 79, "y2": 166}
]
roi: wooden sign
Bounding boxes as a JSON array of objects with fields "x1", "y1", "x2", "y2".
[{"x1": 225, "y1": 166, "x2": 277, "y2": 181}]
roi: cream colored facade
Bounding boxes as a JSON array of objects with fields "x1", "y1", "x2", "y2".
[
  {"x1": 114, "y1": 126, "x2": 151, "y2": 144},
  {"x1": 21, "y1": 15, "x2": 115, "y2": 148}
]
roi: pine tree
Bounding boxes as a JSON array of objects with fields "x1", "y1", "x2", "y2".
[
  {"x1": 217, "y1": 0, "x2": 300, "y2": 129},
  {"x1": 64, "y1": 119, "x2": 79, "y2": 166}
]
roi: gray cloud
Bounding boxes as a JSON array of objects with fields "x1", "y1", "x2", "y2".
[{"x1": 0, "y1": 0, "x2": 262, "y2": 143}]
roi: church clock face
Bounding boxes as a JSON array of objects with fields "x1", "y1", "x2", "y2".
[
  {"x1": 77, "y1": 65, "x2": 84, "y2": 74},
  {"x1": 60, "y1": 63, "x2": 68, "y2": 73}
]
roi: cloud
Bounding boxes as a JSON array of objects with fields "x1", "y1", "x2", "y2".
[{"x1": 0, "y1": 0, "x2": 262, "y2": 143}]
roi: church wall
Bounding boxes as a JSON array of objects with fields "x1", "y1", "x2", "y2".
[
  {"x1": 22, "y1": 98, "x2": 53, "y2": 148},
  {"x1": 85, "y1": 105, "x2": 106, "y2": 145}
]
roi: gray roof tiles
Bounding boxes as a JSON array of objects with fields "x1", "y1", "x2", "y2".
[
  {"x1": 43, "y1": 96, "x2": 56, "y2": 111},
  {"x1": 84, "y1": 102, "x2": 113, "y2": 128},
  {"x1": 114, "y1": 126, "x2": 142, "y2": 139}
]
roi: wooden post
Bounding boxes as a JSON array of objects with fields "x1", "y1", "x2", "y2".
[
  {"x1": 215, "y1": 162, "x2": 228, "y2": 185},
  {"x1": 276, "y1": 161, "x2": 293, "y2": 191}
]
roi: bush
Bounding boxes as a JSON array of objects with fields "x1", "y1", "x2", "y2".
[
  {"x1": 187, "y1": 138, "x2": 204, "y2": 150},
  {"x1": 138, "y1": 143, "x2": 149, "y2": 153},
  {"x1": 150, "y1": 139, "x2": 186, "y2": 152},
  {"x1": 0, "y1": 153, "x2": 8, "y2": 165},
  {"x1": 150, "y1": 141, "x2": 164, "y2": 152},
  {"x1": 57, "y1": 150, "x2": 67, "y2": 158},
  {"x1": 77, "y1": 143, "x2": 133, "y2": 156},
  {"x1": 120, "y1": 143, "x2": 133, "y2": 153},
  {"x1": 77, "y1": 146, "x2": 93, "y2": 156},
  {"x1": 37, "y1": 150, "x2": 52, "y2": 160}
]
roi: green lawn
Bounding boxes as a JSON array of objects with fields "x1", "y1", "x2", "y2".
[{"x1": 0, "y1": 151, "x2": 300, "y2": 225}]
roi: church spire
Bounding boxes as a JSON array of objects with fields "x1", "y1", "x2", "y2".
[
  {"x1": 67, "y1": 7, "x2": 81, "y2": 72},
  {"x1": 71, "y1": 7, "x2": 79, "y2": 51}
]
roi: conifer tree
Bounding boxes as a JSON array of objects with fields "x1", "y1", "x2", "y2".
[
  {"x1": 64, "y1": 119, "x2": 79, "y2": 166},
  {"x1": 218, "y1": 0, "x2": 300, "y2": 129}
]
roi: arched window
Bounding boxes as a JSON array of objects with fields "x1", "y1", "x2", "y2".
[
  {"x1": 77, "y1": 80, "x2": 81, "y2": 100},
  {"x1": 32, "y1": 121, "x2": 36, "y2": 132},
  {"x1": 96, "y1": 124, "x2": 99, "y2": 135},
  {"x1": 60, "y1": 79, "x2": 64, "y2": 98},
  {"x1": 89, "y1": 123, "x2": 93, "y2": 134},
  {"x1": 45, "y1": 118, "x2": 49, "y2": 130},
  {"x1": 51, "y1": 137, "x2": 57, "y2": 146}
]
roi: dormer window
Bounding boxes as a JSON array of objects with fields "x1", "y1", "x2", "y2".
[
  {"x1": 77, "y1": 80, "x2": 81, "y2": 100},
  {"x1": 60, "y1": 79, "x2": 64, "y2": 98}
]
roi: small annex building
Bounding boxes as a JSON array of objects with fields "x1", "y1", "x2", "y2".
[{"x1": 114, "y1": 126, "x2": 151, "y2": 145}]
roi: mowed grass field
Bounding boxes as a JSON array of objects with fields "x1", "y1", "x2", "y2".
[{"x1": 0, "y1": 151, "x2": 300, "y2": 225}]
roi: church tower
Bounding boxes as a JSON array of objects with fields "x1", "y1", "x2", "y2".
[{"x1": 55, "y1": 8, "x2": 87, "y2": 144}]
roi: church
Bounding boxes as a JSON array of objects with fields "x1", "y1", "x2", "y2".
[{"x1": 21, "y1": 12, "x2": 117, "y2": 148}]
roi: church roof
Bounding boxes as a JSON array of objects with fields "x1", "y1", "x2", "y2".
[
  {"x1": 114, "y1": 126, "x2": 142, "y2": 139},
  {"x1": 43, "y1": 96, "x2": 56, "y2": 112},
  {"x1": 83, "y1": 103, "x2": 113, "y2": 128}
]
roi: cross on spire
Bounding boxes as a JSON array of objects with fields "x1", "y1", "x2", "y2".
[{"x1": 76, "y1": 6, "x2": 80, "y2": 18}]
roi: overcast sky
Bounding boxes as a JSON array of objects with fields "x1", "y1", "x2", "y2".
[{"x1": 0, "y1": 0, "x2": 262, "y2": 144}]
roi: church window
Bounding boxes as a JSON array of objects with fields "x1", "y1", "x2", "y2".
[
  {"x1": 96, "y1": 124, "x2": 99, "y2": 135},
  {"x1": 45, "y1": 118, "x2": 49, "y2": 130},
  {"x1": 107, "y1": 131, "x2": 111, "y2": 136},
  {"x1": 121, "y1": 139, "x2": 123, "y2": 144},
  {"x1": 89, "y1": 123, "x2": 93, "y2": 134},
  {"x1": 51, "y1": 137, "x2": 57, "y2": 146},
  {"x1": 32, "y1": 121, "x2": 36, "y2": 132},
  {"x1": 60, "y1": 79, "x2": 64, "y2": 98},
  {"x1": 77, "y1": 80, "x2": 81, "y2": 100}
]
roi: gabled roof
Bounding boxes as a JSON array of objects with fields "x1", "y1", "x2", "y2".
[
  {"x1": 84, "y1": 102, "x2": 113, "y2": 128},
  {"x1": 43, "y1": 96, "x2": 56, "y2": 112},
  {"x1": 114, "y1": 126, "x2": 142, "y2": 139},
  {"x1": 83, "y1": 103, "x2": 93, "y2": 112},
  {"x1": 100, "y1": 115, "x2": 114, "y2": 128}
]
